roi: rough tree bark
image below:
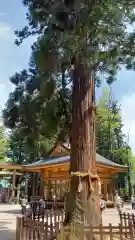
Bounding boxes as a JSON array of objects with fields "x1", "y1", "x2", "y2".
[{"x1": 64, "y1": 61, "x2": 101, "y2": 237}]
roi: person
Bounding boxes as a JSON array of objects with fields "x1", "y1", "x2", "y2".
[
  {"x1": 100, "y1": 197, "x2": 106, "y2": 212},
  {"x1": 100, "y1": 196, "x2": 105, "y2": 223},
  {"x1": 20, "y1": 195, "x2": 27, "y2": 214},
  {"x1": 131, "y1": 195, "x2": 135, "y2": 210},
  {"x1": 120, "y1": 196, "x2": 124, "y2": 208},
  {"x1": 114, "y1": 192, "x2": 121, "y2": 214},
  {"x1": 39, "y1": 197, "x2": 45, "y2": 215},
  {"x1": 53, "y1": 194, "x2": 57, "y2": 209},
  {"x1": 131, "y1": 195, "x2": 134, "y2": 209}
]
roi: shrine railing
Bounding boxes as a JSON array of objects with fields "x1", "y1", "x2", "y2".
[{"x1": 16, "y1": 217, "x2": 135, "y2": 240}]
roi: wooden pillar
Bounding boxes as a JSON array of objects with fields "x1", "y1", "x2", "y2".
[
  {"x1": 40, "y1": 170, "x2": 45, "y2": 197},
  {"x1": 100, "y1": 179, "x2": 103, "y2": 196},
  {"x1": 7, "y1": 187, "x2": 10, "y2": 202},
  {"x1": 54, "y1": 180, "x2": 57, "y2": 197},
  {"x1": 103, "y1": 179, "x2": 108, "y2": 201},
  {"x1": 24, "y1": 172, "x2": 28, "y2": 196},
  {"x1": 107, "y1": 179, "x2": 114, "y2": 201},
  {"x1": 48, "y1": 171, "x2": 52, "y2": 199},
  {"x1": 59, "y1": 180, "x2": 62, "y2": 199},
  {"x1": 17, "y1": 184, "x2": 20, "y2": 204},
  {"x1": 36, "y1": 173, "x2": 39, "y2": 196},
  {"x1": 111, "y1": 180, "x2": 115, "y2": 201},
  {"x1": 32, "y1": 172, "x2": 36, "y2": 199},
  {"x1": 12, "y1": 169, "x2": 16, "y2": 198},
  {"x1": 44, "y1": 183, "x2": 48, "y2": 199},
  {"x1": 16, "y1": 217, "x2": 23, "y2": 240}
]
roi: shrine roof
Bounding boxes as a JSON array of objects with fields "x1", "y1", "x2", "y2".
[
  {"x1": 23, "y1": 153, "x2": 127, "y2": 170},
  {"x1": 0, "y1": 162, "x2": 24, "y2": 170}
]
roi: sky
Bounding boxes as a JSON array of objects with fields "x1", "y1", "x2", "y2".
[{"x1": 0, "y1": 1, "x2": 135, "y2": 153}]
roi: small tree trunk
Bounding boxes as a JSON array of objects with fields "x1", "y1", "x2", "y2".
[{"x1": 64, "y1": 62, "x2": 100, "y2": 237}]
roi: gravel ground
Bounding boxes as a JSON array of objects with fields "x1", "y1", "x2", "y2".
[
  {"x1": 0, "y1": 204, "x2": 21, "y2": 240},
  {"x1": 0, "y1": 203, "x2": 134, "y2": 240}
]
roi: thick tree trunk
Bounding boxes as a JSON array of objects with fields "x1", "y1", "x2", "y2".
[{"x1": 64, "y1": 62, "x2": 100, "y2": 236}]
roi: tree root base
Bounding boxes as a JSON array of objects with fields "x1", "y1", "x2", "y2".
[{"x1": 56, "y1": 223, "x2": 108, "y2": 240}]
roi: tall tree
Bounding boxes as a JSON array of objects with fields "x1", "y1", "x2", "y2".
[
  {"x1": 6, "y1": 0, "x2": 135, "y2": 234},
  {"x1": 96, "y1": 88, "x2": 133, "y2": 193},
  {"x1": 96, "y1": 88, "x2": 126, "y2": 164}
]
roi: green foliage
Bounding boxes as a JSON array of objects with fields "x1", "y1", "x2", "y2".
[
  {"x1": 96, "y1": 88, "x2": 125, "y2": 162},
  {"x1": 130, "y1": 155, "x2": 135, "y2": 174},
  {"x1": 3, "y1": 59, "x2": 71, "y2": 163},
  {"x1": 7, "y1": 128, "x2": 52, "y2": 164},
  {"x1": 120, "y1": 188, "x2": 129, "y2": 197},
  {"x1": 96, "y1": 87, "x2": 135, "y2": 190},
  {"x1": 3, "y1": 0, "x2": 135, "y2": 170},
  {"x1": 15, "y1": 0, "x2": 135, "y2": 84},
  {"x1": 0, "y1": 125, "x2": 8, "y2": 162}
]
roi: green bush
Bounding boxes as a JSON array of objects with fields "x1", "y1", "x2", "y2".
[{"x1": 120, "y1": 187, "x2": 128, "y2": 197}]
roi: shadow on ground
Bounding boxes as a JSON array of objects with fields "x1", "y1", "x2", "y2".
[
  {"x1": 0, "y1": 221, "x2": 15, "y2": 240},
  {"x1": 0, "y1": 208, "x2": 21, "y2": 215}
]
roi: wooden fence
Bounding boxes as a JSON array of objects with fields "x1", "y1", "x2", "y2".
[
  {"x1": 58, "y1": 224, "x2": 135, "y2": 240},
  {"x1": 16, "y1": 217, "x2": 60, "y2": 240},
  {"x1": 16, "y1": 217, "x2": 135, "y2": 240},
  {"x1": 120, "y1": 212, "x2": 135, "y2": 229},
  {"x1": 26, "y1": 209, "x2": 64, "y2": 224},
  {"x1": 16, "y1": 211, "x2": 135, "y2": 240},
  {"x1": 16, "y1": 209, "x2": 64, "y2": 240}
]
